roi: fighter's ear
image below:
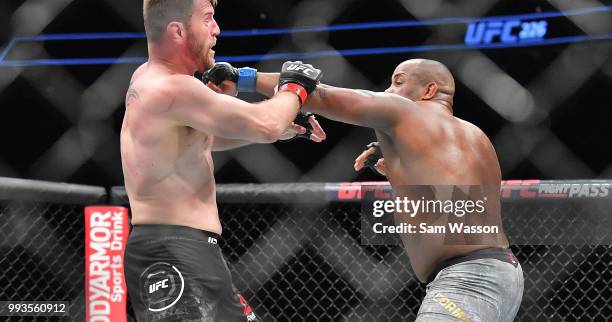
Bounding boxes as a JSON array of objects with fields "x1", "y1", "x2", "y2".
[
  {"x1": 166, "y1": 21, "x2": 186, "y2": 42},
  {"x1": 421, "y1": 82, "x2": 438, "y2": 100}
]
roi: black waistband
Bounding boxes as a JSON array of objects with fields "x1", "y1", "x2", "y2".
[
  {"x1": 130, "y1": 224, "x2": 221, "y2": 244},
  {"x1": 426, "y1": 248, "x2": 518, "y2": 283}
]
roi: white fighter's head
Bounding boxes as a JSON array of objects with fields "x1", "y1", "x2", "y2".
[{"x1": 144, "y1": 0, "x2": 221, "y2": 72}]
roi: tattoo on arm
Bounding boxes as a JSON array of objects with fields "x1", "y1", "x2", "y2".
[{"x1": 126, "y1": 88, "x2": 140, "y2": 106}]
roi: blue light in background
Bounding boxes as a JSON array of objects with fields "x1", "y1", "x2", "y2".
[{"x1": 0, "y1": 6, "x2": 610, "y2": 67}]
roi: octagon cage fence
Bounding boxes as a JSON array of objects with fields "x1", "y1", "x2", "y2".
[{"x1": 0, "y1": 177, "x2": 611, "y2": 321}]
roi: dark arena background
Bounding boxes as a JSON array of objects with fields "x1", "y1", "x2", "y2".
[{"x1": 0, "y1": 0, "x2": 611, "y2": 321}]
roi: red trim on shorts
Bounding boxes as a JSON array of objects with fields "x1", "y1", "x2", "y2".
[{"x1": 238, "y1": 294, "x2": 253, "y2": 315}]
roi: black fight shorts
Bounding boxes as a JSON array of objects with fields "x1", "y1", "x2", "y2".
[{"x1": 124, "y1": 224, "x2": 259, "y2": 322}]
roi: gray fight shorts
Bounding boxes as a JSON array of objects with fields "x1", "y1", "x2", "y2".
[{"x1": 416, "y1": 248, "x2": 524, "y2": 322}]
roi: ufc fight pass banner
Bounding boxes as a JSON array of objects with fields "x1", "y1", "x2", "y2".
[{"x1": 85, "y1": 206, "x2": 129, "y2": 322}]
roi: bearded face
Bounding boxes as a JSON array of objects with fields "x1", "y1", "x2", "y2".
[
  {"x1": 186, "y1": 25, "x2": 210, "y2": 71},
  {"x1": 184, "y1": 0, "x2": 219, "y2": 72}
]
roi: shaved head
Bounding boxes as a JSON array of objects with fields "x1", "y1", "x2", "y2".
[
  {"x1": 385, "y1": 59, "x2": 455, "y2": 109},
  {"x1": 395, "y1": 59, "x2": 455, "y2": 97}
]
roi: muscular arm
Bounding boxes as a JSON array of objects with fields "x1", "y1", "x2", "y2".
[
  {"x1": 166, "y1": 74, "x2": 300, "y2": 143},
  {"x1": 211, "y1": 137, "x2": 253, "y2": 151},
  {"x1": 256, "y1": 72, "x2": 278, "y2": 98},
  {"x1": 256, "y1": 73, "x2": 406, "y2": 130}
]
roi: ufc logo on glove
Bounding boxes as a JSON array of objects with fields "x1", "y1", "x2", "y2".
[{"x1": 286, "y1": 64, "x2": 316, "y2": 76}]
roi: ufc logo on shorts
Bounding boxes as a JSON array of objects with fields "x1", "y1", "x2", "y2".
[
  {"x1": 149, "y1": 279, "x2": 169, "y2": 294},
  {"x1": 208, "y1": 237, "x2": 218, "y2": 244},
  {"x1": 287, "y1": 64, "x2": 315, "y2": 76}
]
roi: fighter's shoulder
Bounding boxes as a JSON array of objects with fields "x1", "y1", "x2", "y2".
[
  {"x1": 377, "y1": 92, "x2": 419, "y2": 117},
  {"x1": 456, "y1": 118, "x2": 480, "y2": 130},
  {"x1": 158, "y1": 74, "x2": 217, "y2": 103},
  {"x1": 383, "y1": 92, "x2": 418, "y2": 107},
  {"x1": 456, "y1": 117, "x2": 493, "y2": 145},
  {"x1": 136, "y1": 74, "x2": 211, "y2": 112},
  {"x1": 152, "y1": 73, "x2": 202, "y2": 92},
  {"x1": 128, "y1": 76, "x2": 173, "y2": 111}
]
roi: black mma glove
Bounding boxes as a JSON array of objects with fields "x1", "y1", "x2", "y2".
[
  {"x1": 278, "y1": 61, "x2": 322, "y2": 106},
  {"x1": 363, "y1": 142, "x2": 383, "y2": 172},
  {"x1": 281, "y1": 112, "x2": 314, "y2": 141},
  {"x1": 200, "y1": 62, "x2": 258, "y2": 92}
]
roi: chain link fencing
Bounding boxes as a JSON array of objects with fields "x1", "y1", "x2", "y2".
[
  {"x1": 1, "y1": 179, "x2": 611, "y2": 321},
  {"x1": 211, "y1": 183, "x2": 612, "y2": 321},
  {"x1": 0, "y1": 178, "x2": 106, "y2": 321}
]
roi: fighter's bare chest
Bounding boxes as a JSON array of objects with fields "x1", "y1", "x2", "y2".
[{"x1": 177, "y1": 131, "x2": 212, "y2": 160}]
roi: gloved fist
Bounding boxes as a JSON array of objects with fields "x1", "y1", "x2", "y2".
[
  {"x1": 202, "y1": 62, "x2": 238, "y2": 85},
  {"x1": 354, "y1": 142, "x2": 387, "y2": 176},
  {"x1": 293, "y1": 112, "x2": 315, "y2": 140},
  {"x1": 278, "y1": 61, "x2": 322, "y2": 106},
  {"x1": 201, "y1": 62, "x2": 257, "y2": 93},
  {"x1": 279, "y1": 112, "x2": 327, "y2": 142}
]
